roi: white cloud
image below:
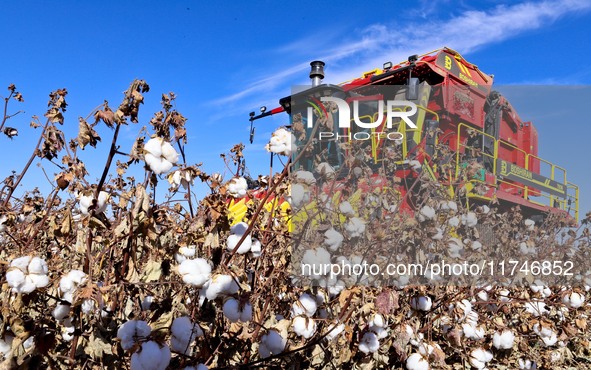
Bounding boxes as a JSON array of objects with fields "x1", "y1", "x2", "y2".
[{"x1": 212, "y1": 0, "x2": 591, "y2": 109}]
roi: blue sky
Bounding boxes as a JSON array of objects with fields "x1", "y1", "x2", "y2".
[{"x1": 1, "y1": 0, "x2": 590, "y2": 214}]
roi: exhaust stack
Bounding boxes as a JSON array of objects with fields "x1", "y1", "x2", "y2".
[{"x1": 309, "y1": 60, "x2": 325, "y2": 86}]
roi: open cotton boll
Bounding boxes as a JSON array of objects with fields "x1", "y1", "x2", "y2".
[
  {"x1": 175, "y1": 246, "x2": 197, "y2": 264},
  {"x1": 293, "y1": 170, "x2": 316, "y2": 185},
  {"x1": 0, "y1": 335, "x2": 14, "y2": 358},
  {"x1": 447, "y1": 238, "x2": 463, "y2": 258},
  {"x1": 524, "y1": 219, "x2": 535, "y2": 231},
  {"x1": 178, "y1": 258, "x2": 211, "y2": 287},
  {"x1": 339, "y1": 202, "x2": 355, "y2": 217},
  {"x1": 462, "y1": 323, "x2": 485, "y2": 340},
  {"x1": 204, "y1": 274, "x2": 239, "y2": 300},
  {"x1": 530, "y1": 281, "x2": 552, "y2": 298},
  {"x1": 493, "y1": 329, "x2": 515, "y2": 349},
  {"x1": 470, "y1": 348, "x2": 493, "y2": 369},
  {"x1": 78, "y1": 191, "x2": 110, "y2": 215},
  {"x1": 448, "y1": 216, "x2": 460, "y2": 227},
  {"x1": 291, "y1": 293, "x2": 318, "y2": 317},
  {"x1": 227, "y1": 177, "x2": 248, "y2": 198},
  {"x1": 223, "y1": 298, "x2": 252, "y2": 322},
  {"x1": 470, "y1": 240, "x2": 482, "y2": 251},
  {"x1": 130, "y1": 341, "x2": 171, "y2": 370},
  {"x1": 117, "y1": 320, "x2": 152, "y2": 350},
  {"x1": 27, "y1": 257, "x2": 48, "y2": 275},
  {"x1": 292, "y1": 316, "x2": 316, "y2": 339},
  {"x1": 524, "y1": 301, "x2": 549, "y2": 316},
  {"x1": 141, "y1": 296, "x2": 154, "y2": 311},
  {"x1": 563, "y1": 291, "x2": 585, "y2": 309},
  {"x1": 345, "y1": 217, "x2": 366, "y2": 238},
  {"x1": 259, "y1": 329, "x2": 287, "y2": 358},
  {"x1": 406, "y1": 353, "x2": 430, "y2": 370},
  {"x1": 519, "y1": 359, "x2": 535, "y2": 369},
  {"x1": 265, "y1": 128, "x2": 294, "y2": 156},
  {"x1": 289, "y1": 184, "x2": 310, "y2": 209},
  {"x1": 325, "y1": 323, "x2": 345, "y2": 341},
  {"x1": 301, "y1": 248, "x2": 331, "y2": 280},
  {"x1": 358, "y1": 332, "x2": 380, "y2": 354},
  {"x1": 144, "y1": 137, "x2": 179, "y2": 175},
  {"x1": 59, "y1": 270, "x2": 88, "y2": 298},
  {"x1": 171, "y1": 316, "x2": 203, "y2": 354},
  {"x1": 419, "y1": 206, "x2": 436, "y2": 221},
  {"x1": 53, "y1": 304, "x2": 71, "y2": 321},
  {"x1": 410, "y1": 296, "x2": 433, "y2": 312},
  {"x1": 250, "y1": 239, "x2": 262, "y2": 258},
  {"x1": 324, "y1": 228, "x2": 344, "y2": 251},
  {"x1": 227, "y1": 234, "x2": 252, "y2": 254},
  {"x1": 461, "y1": 212, "x2": 478, "y2": 227}
]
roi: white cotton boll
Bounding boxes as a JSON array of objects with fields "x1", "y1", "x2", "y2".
[
  {"x1": 27, "y1": 257, "x2": 48, "y2": 275},
  {"x1": 431, "y1": 228, "x2": 444, "y2": 240},
  {"x1": 369, "y1": 314, "x2": 386, "y2": 329},
  {"x1": 339, "y1": 202, "x2": 355, "y2": 217},
  {"x1": 141, "y1": 296, "x2": 154, "y2": 311},
  {"x1": 171, "y1": 317, "x2": 203, "y2": 354},
  {"x1": 144, "y1": 137, "x2": 163, "y2": 157},
  {"x1": 524, "y1": 219, "x2": 535, "y2": 231},
  {"x1": 541, "y1": 332, "x2": 558, "y2": 347},
  {"x1": 204, "y1": 274, "x2": 239, "y2": 300},
  {"x1": 325, "y1": 323, "x2": 345, "y2": 341},
  {"x1": 470, "y1": 348, "x2": 493, "y2": 369},
  {"x1": 227, "y1": 234, "x2": 252, "y2": 254},
  {"x1": 240, "y1": 302, "x2": 253, "y2": 322},
  {"x1": 493, "y1": 329, "x2": 515, "y2": 349},
  {"x1": 470, "y1": 241, "x2": 482, "y2": 251},
  {"x1": 519, "y1": 359, "x2": 535, "y2": 369},
  {"x1": 524, "y1": 301, "x2": 549, "y2": 316},
  {"x1": 563, "y1": 292, "x2": 585, "y2": 309},
  {"x1": 476, "y1": 290, "x2": 488, "y2": 301},
  {"x1": 345, "y1": 217, "x2": 365, "y2": 238},
  {"x1": 131, "y1": 341, "x2": 171, "y2": 370},
  {"x1": 406, "y1": 352, "x2": 430, "y2": 370},
  {"x1": 161, "y1": 141, "x2": 179, "y2": 164},
  {"x1": 294, "y1": 170, "x2": 316, "y2": 185},
  {"x1": 289, "y1": 184, "x2": 309, "y2": 209},
  {"x1": 448, "y1": 216, "x2": 460, "y2": 227},
  {"x1": 292, "y1": 316, "x2": 316, "y2": 339},
  {"x1": 6, "y1": 268, "x2": 26, "y2": 293},
  {"x1": 250, "y1": 239, "x2": 262, "y2": 258},
  {"x1": 462, "y1": 323, "x2": 485, "y2": 340},
  {"x1": 63, "y1": 325, "x2": 75, "y2": 342},
  {"x1": 11, "y1": 256, "x2": 32, "y2": 272},
  {"x1": 60, "y1": 270, "x2": 87, "y2": 295},
  {"x1": 53, "y1": 304, "x2": 71, "y2": 321},
  {"x1": 175, "y1": 246, "x2": 197, "y2": 264},
  {"x1": 265, "y1": 128, "x2": 295, "y2": 156},
  {"x1": 0, "y1": 335, "x2": 13, "y2": 357},
  {"x1": 301, "y1": 248, "x2": 331, "y2": 279},
  {"x1": 324, "y1": 228, "x2": 344, "y2": 251},
  {"x1": 461, "y1": 212, "x2": 478, "y2": 227},
  {"x1": 498, "y1": 289, "x2": 511, "y2": 302},
  {"x1": 28, "y1": 273, "x2": 49, "y2": 289},
  {"x1": 410, "y1": 296, "x2": 432, "y2": 312},
  {"x1": 259, "y1": 329, "x2": 286, "y2": 358},
  {"x1": 223, "y1": 298, "x2": 241, "y2": 322},
  {"x1": 358, "y1": 332, "x2": 380, "y2": 354},
  {"x1": 519, "y1": 242, "x2": 535, "y2": 255},
  {"x1": 178, "y1": 258, "x2": 211, "y2": 287},
  {"x1": 448, "y1": 238, "x2": 463, "y2": 258},
  {"x1": 231, "y1": 222, "x2": 249, "y2": 235},
  {"x1": 81, "y1": 299, "x2": 96, "y2": 314},
  {"x1": 531, "y1": 283, "x2": 552, "y2": 298},
  {"x1": 316, "y1": 162, "x2": 335, "y2": 178},
  {"x1": 419, "y1": 206, "x2": 436, "y2": 221},
  {"x1": 117, "y1": 320, "x2": 152, "y2": 350},
  {"x1": 228, "y1": 177, "x2": 248, "y2": 197},
  {"x1": 291, "y1": 293, "x2": 318, "y2": 317},
  {"x1": 144, "y1": 138, "x2": 178, "y2": 175}
]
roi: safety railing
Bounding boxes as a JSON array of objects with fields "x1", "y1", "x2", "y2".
[{"x1": 455, "y1": 123, "x2": 579, "y2": 220}]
